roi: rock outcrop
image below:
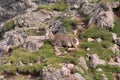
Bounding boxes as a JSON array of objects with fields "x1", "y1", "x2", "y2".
[
  {"x1": 89, "y1": 54, "x2": 106, "y2": 68},
  {"x1": 0, "y1": 0, "x2": 26, "y2": 23},
  {"x1": 42, "y1": 65, "x2": 85, "y2": 80},
  {"x1": 23, "y1": 36, "x2": 45, "y2": 52},
  {"x1": 78, "y1": 57, "x2": 88, "y2": 69},
  {"x1": 80, "y1": 0, "x2": 115, "y2": 29}
]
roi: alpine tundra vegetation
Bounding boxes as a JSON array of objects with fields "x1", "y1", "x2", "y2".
[{"x1": 0, "y1": 0, "x2": 120, "y2": 80}]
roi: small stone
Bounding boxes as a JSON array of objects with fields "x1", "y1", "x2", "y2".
[
  {"x1": 88, "y1": 38, "x2": 94, "y2": 42},
  {"x1": 0, "y1": 75, "x2": 4, "y2": 80},
  {"x1": 101, "y1": 74, "x2": 108, "y2": 80},
  {"x1": 86, "y1": 48, "x2": 90, "y2": 51},
  {"x1": 96, "y1": 68, "x2": 103, "y2": 72},
  {"x1": 111, "y1": 33, "x2": 117, "y2": 40},
  {"x1": 67, "y1": 63, "x2": 74, "y2": 70},
  {"x1": 96, "y1": 38, "x2": 102, "y2": 43}
]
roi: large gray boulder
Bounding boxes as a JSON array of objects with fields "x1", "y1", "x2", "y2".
[
  {"x1": 80, "y1": 0, "x2": 115, "y2": 29},
  {"x1": 4, "y1": 30, "x2": 26, "y2": 46},
  {"x1": 23, "y1": 36, "x2": 45, "y2": 52},
  {"x1": 42, "y1": 68, "x2": 68, "y2": 80},
  {"x1": 42, "y1": 66, "x2": 85, "y2": 80},
  {"x1": 14, "y1": 10, "x2": 55, "y2": 28},
  {"x1": 0, "y1": 0, "x2": 26, "y2": 22},
  {"x1": 0, "y1": 40, "x2": 10, "y2": 57},
  {"x1": 96, "y1": 10, "x2": 114, "y2": 29}
]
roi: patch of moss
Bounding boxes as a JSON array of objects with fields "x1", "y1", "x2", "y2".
[
  {"x1": 34, "y1": 2, "x2": 67, "y2": 12},
  {"x1": 62, "y1": 18, "x2": 77, "y2": 32},
  {"x1": 76, "y1": 49, "x2": 86, "y2": 58},
  {"x1": 0, "y1": 65, "x2": 17, "y2": 75},
  {"x1": 5, "y1": 19, "x2": 14, "y2": 31}
]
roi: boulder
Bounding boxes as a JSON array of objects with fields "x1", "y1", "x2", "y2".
[
  {"x1": 89, "y1": 54, "x2": 106, "y2": 68},
  {"x1": 14, "y1": 10, "x2": 61, "y2": 28},
  {"x1": 78, "y1": 57, "x2": 88, "y2": 69},
  {"x1": 23, "y1": 36, "x2": 45, "y2": 52},
  {"x1": 112, "y1": 33, "x2": 117, "y2": 41},
  {"x1": 7, "y1": 34, "x2": 24, "y2": 46},
  {"x1": 42, "y1": 68, "x2": 68, "y2": 80},
  {"x1": 4, "y1": 30, "x2": 26, "y2": 46},
  {"x1": 96, "y1": 38, "x2": 102, "y2": 43},
  {"x1": 96, "y1": 68, "x2": 103, "y2": 72},
  {"x1": 73, "y1": 73, "x2": 85, "y2": 80},
  {"x1": 110, "y1": 2, "x2": 120, "y2": 8},
  {"x1": 108, "y1": 62, "x2": 120, "y2": 67},
  {"x1": 101, "y1": 74, "x2": 108, "y2": 80},
  {"x1": 115, "y1": 38, "x2": 120, "y2": 46},
  {"x1": 80, "y1": 0, "x2": 115, "y2": 29},
  {"x1": 87, "y1": 38, "x2": 94, "y2": 42},
  {"x1": 61, "y1": 66, "x2": 70, "y2": 76},
  {"x1": 0, "y1": 40, "x2": 10, "y2": 57},
  {"x1": 0, "y1": 75, "x2": 4, "y2": 80},
  {"x1": 24, "y1": 0, "x2": 37, "y2": 8},
  {"x1": 96, "y1": 11, "x2": 114, "y2": 29},
  {"x1": 110, "y1": 44, "x2": 119, "y2": 54},
  {"x1": 0, "y1": 0, "x2": 27, "y2": 24}
]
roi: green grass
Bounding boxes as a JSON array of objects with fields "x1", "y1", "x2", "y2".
[
  {"x1": 5, "y1": 19, "x2": 14, "y2": 31},
  {"x1": 0, "y1": 42, "x2": 83, "y2": 74},
  {"x1": 62, "y1": 18, "x2": 77, "y2": 32},
  {"x1": 103, "y1": 0, "x2": 119, "y2": 2},
  {"x1": 81, "y1": 28, "x2": 112, "y2": 41},
  {"x1": 80, "y1": 41, "x2": 115, "y2": 61},
  {"x1": 34, "y1": 2, "x2": 67, "y2": 12},
  {"x1": 80, "y1": 27, "x2": 116, "y2": 61},
  {"x1": 111, "y1": 18, "x2": 120, "y2": 37},
  {"x1": 93, "y1": 71, "x2": 113, "y2": 80},
  {"x1": 97, "y1": 65, "x2": 120, "y2": 73}
]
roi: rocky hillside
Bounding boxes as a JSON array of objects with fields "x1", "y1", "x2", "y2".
[{"x1": 0, "y1": 0, "x2": 120, "y2": 80}]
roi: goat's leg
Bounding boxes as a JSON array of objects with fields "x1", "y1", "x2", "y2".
[{"x1": 53, "y1": 46, "x2": 62, "y2": 56}]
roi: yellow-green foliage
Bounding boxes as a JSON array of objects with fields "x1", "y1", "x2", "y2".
[
  {"x1": 0, "y1": 42, "x2": 83, "y2": 74},
  {"x1": 62, "y1": 18, "x2": 77, "y2": 32},
  {"x1": 97, "y1": 65, "x2": 120, "y2": 73},
  {"x1": 6, "y1": 19, "x2": 14, "y2": 31},
  {"x1": 111, "y1": 18, "x2": 120, "y2": 37},
  {"x1": 80, "y1": 27, "x2": 116, "y2": 61},
  {"x1": 35, "y1": 2, "x2": 67, "y2": 12},
  {"x1": 81, "y1": 28, "x2": 112, "y2": 41}
]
